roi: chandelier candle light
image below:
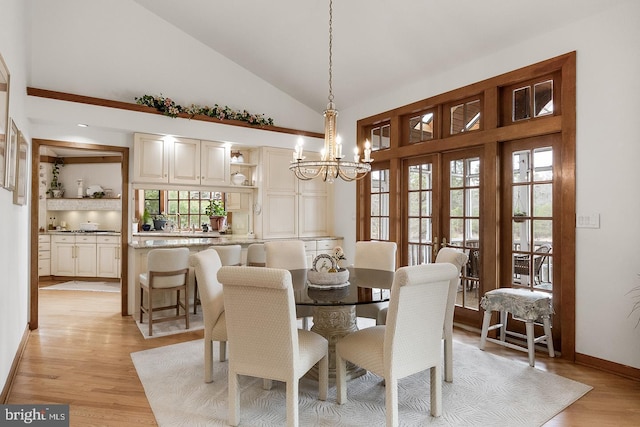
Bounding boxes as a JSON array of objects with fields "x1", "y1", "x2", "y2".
[{"x1": 289, "y1": 0, "x2": 372, "y2": 183}]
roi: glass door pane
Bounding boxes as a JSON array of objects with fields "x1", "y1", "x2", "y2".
[
  {"x1": 443, "y1": 152, "x2": 482, "y2": 310},
  {"x1": 370, "y1": 169, "x2": 390, "y2": 240},
  {"x1": 406, "y1": 160, "x2": 435, "y2": 265},
  {"x1": 511, "y1": 147, "x2": 554, "y2": 291}
]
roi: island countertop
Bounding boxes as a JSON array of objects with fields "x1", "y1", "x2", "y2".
[{"x1": 129, "y1": 234, "x2": 342, "y2": 250}]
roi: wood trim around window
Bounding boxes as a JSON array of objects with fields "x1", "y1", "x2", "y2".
[{"x1": 356, "y1": 52, "x2": 576, "y2": 360}]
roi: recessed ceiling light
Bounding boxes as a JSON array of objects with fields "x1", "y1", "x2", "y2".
[{"x1": 77, "y1": 123, "x2": 88, "y2": 127}]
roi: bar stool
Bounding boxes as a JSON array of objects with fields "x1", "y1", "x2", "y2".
[
  {"x1": 479, "y1": 288, "x2": 554, "y2": 367},
  {"x1": 139, "y1": 247, "x2": 190, "y2": 337}
]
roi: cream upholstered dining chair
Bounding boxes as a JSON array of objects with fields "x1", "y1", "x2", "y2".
[
  {"x1": 377, "y1": 247, "x2": 468, "y2": 383},
  {"x1": 336, "y1": 263, "x2": 458, "y2": 425},
  {"x1": 217, "y1": 266, "x2": 328, "y2": 427},
  {"x1": 139, "y1": 247, "x2": 190, "y2": 337},
  {"x1": 353, "y1": 241, "x2": 397, "y2": 325},
  {"x1": 190, "y1": 249, "x2": 227, "y2": 383},
  {"x1": 264, "y1": 240, "x2": 313, "y2": 330},
  {"x1": 209, "y1": 244, "x2": 242, "y2": 266},
  {"x1": 246, "y1": 243, "x2": 266, "y2": 266},
  {"x1": 192, "y1": 245, "x2": 243, "y2": 313},
  {"x1": 434, "y1": 247, "x2": 468, "y2": 382}
]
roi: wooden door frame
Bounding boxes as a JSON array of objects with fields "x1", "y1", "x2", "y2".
[
  {"x1": 29, "y1": 139, "x2": 130, "y2": 329},
  {"x1": 356, "y1": 52, "x2": 576, "y2": 360}
]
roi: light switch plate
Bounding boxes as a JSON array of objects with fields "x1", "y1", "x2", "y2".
[{"x1": 576, "y1": 213, "x2": 600, "y2": 228}]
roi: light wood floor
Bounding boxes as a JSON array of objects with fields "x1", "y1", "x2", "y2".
[{"x1": 6, "y1": 287, "x2": 640, "y2": 426}]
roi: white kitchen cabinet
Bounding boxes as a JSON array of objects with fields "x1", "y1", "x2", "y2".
[
  {"x1": 259, "y1": 147, "x2": 332, "y2": 239},
  {"x1": 133, "y1": 133, "x2": 230, "y2": 186},
  {"x1": 51, "y1": 234, "x2": 76, "y2": 276},
  {"x1": 167, "y1": 137, "x2": 200, "y2": 184},
  {"x1": 97, "y1": 235, "x2": 120, "y2": 278},
  {"x1": 75, "y1": 241, "x2": 98, "y2": 277},
  {"x1": 51, "y1": 234, "x2": 97, "y2": 277},
  {"x1": 200, "y1": 140, "x2": 230, "y2": 186},
  {"x1": 38, "y1": 234, "x2": 51, "y2": 277},
  {"x1": 133, "y1": 133, "x2": 169, "y2": 184},
  {"x1": 303, "y1": 238, "x2": 343, "y2": 266}
]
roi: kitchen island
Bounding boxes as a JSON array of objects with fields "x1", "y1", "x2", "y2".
[{"x1": 127, "y1": 234, "x2": 343, "y2": 315}]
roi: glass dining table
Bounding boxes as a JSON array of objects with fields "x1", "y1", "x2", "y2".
[{"x1": 288, "y1": 267, "x2": 395, "y2": 380}]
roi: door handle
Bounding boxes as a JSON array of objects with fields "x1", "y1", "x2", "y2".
[{"x1": 433, "y1": 236, "x2": 439, "y2": 261}]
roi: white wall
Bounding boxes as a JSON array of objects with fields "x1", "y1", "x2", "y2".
[
  {"x1": 27, "y1": 0, "x2": 323, "y2": 134},
  {"x1": 0, "y1": 0, "x2": 30, "y2": 393},
  {"x1": 335, "y1": 1, "x2": 640, "y2": 369}
]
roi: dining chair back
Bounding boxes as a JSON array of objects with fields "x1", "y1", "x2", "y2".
[
  {"x1": 138, "y1": 247, "x2": 190, "y2": 337},
  {"x1": 434, "y1": 247, "x2": 469, "y2": 382},
  {"x1": 190, "y1": 249, "x2": 227, "y2": 383},
  {"x1": 217, "y1": 266, "x2": 328, "y2": 427},
  {"x1": 191, "y1": 245, "x2": 242, "y2": 313},
  {"x1": 209, "y1": 245, "x2": 242, "y2": 266},
  {"x1": 265, "y1": 240, "x2": 308, "y2": 270},
  {"x1": 265, "y1": 240, "x2": 312, "y2": 329},
  {"x1": 336, "y1": 263, "x2": 458, "y2": 425},
  {"x1": 353, "y1": 241, "x2": 397, "y2": 325},
  {"x1": 246, "y1": 243, "x2": 266, "y2": 266}
]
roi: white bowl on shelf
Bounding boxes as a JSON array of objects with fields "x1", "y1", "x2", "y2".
[{"x1": 231, "y1": 172, "x2": 246, "y2": 185}]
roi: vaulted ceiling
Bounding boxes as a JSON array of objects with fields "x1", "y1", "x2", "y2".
[{"x1": 133, "y1": 0, "x2": 620, "y2": 113}]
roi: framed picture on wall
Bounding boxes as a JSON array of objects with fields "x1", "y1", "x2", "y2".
[
  {"x1": 0, "y1": 52, "x2": 10, "y2": 189},
  {"x1": 5, "y1": 118, "x2": 17, "y2": 191},
  {"x1": 14, "y1": 130, "x2": 28, "y2": 205}
]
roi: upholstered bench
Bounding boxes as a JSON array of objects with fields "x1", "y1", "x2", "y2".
[{"x1": 479, "y1": 288, "x2": 554, "y2": 367}]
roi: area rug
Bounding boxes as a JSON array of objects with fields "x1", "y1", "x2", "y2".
[
  {"x1": 135, "y1": 310, "x2": 204, "y2": 339},
  {"x1": 41, "y1": 280, "x2": 120, "y2": 292},
  {"x1": 131, "y1": 339, "x2": 592, "y2": 426}
]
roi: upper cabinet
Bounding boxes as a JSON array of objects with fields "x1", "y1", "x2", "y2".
[
  {"x1": 258, "y1": 147, "x2": 332, "y2": 239},
  {"x1": 133, "y1": 133, "x2": 230, "y2": 186},
  {"x1": 133, "y1": 133, "x2": 169, "y2": 184}
]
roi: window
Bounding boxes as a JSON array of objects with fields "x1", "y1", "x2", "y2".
[
  {"x1": 370, "y1": 168, "x2": 390, "y2": 240},
  {"x1": 141, "y1": 190, "x2": 224, "y2": 230},
  {"x1": 513, "y1": 79, "x2": 554, "y2": 121},
  {"x1": 356, "y1": 54, "x2": 574, "y2": 351},
  {"x1": 143, "y1": 190, "x2": 161, "y2": 216},
  {"x1": 450, "y1": 99, "x2": 481, "y2": 135},
  {"x1": 407, "y1": 110, "x2": 435, "y2": 143},
  {"x1": 510, "y1": 146, "x2": 554, "y2": 291},
  {"x1": 167, "y1": 191, "x2": 223, "y2": 230},
  {"x1": 406, "y1": 161, "x2": 433, "y2": 265},
  {"x1": 369, "y1": 123, "x2": 391, "y2": 151}
]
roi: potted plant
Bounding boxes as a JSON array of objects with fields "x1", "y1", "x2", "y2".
[
  {"x1": 46, "y1": 158, "x2": 65, "y2": 198},
  {"x1": 152, "y1": 212, "x2": 169, "y2": 231},
  {"x1": 514, "y1": 211, "x2": 527, "y2": 223},
  {"x1": 205, "y1": 199, "x2": 227, "y2": 231},
  {"x1": 141, "y1": 209, "x2": 152, "y2": 231}
]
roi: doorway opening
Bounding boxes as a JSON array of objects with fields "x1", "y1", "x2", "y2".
[{"x1": 29, "y1": 139, "x2": 130, "y2": 330}]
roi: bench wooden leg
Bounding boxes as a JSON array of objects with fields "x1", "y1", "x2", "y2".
[
  {"x1": 479, "y1": 311, "x2": 492, "y2": 350},
  {"x1": 525, "y1": 320, "x2": 535, "y2": 367},
  {"x1": 543, "y1": 317, "x2": 555, "y2": 357}
]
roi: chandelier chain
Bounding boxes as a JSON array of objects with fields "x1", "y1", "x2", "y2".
[{"x1": 328, "y1": 0, "x2": 333, "y2": 103}]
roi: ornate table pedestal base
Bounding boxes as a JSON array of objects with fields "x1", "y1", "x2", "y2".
[{"x1": 306, "y1": 305, "x2": 366, "y2": 381}]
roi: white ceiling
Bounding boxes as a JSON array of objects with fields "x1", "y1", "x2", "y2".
[{"x1": 132, "y1": 0, "x2": 622, "y2": 113}]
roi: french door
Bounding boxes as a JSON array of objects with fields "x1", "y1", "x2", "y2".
[
  {"x1": 501, "y1": 134, "x2": 561, "y2": 349},
  {"x1": 403, "y1": 147, "x2": 484, "y2": 317}
]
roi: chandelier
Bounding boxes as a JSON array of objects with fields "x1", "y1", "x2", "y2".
[{"x1": 289, "y1": 0, "x2": 372, "y2": 183}]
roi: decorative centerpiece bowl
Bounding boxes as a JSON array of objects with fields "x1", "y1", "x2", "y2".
[
  {"x1": 307, "y1": 268, "x2": 350, "y2": 285},
  {"x1": 307, "y1": 253, "x2": 350, "y2": 288}
]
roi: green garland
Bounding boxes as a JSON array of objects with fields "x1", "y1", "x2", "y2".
[{"x1": 135, "y1": 94, "x2": 274, "y2": 126}]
